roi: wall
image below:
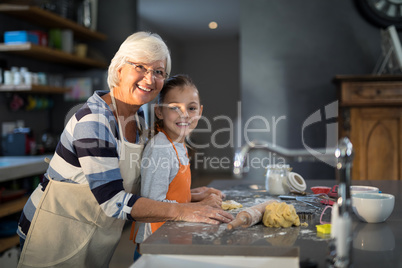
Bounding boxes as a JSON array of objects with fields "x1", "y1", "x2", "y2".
[
  {"x1": 240, "y1": 0, "x2": 381, "y2": 180},
  {"x1": 172, "y1": 39, "x2": 240, "y2": 174},
  {"x1": 138, "y1": 24, "x2": 240, "y2": 175},
  {"x1": 138, "y1": 0, "x2": 382, "y2": 180}
]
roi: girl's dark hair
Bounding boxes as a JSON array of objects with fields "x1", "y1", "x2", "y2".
[{"x1": 153, "y1": 74, "x2": 199, "y2": 135}]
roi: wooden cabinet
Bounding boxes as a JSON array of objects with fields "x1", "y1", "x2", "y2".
[{"x1": 335, "y1": 75, "x2": 402, "y2": 181}]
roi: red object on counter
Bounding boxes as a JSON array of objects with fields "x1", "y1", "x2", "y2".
[
  {"x1": 311, "y1": 186, "x2": 337, "y2": 206},
  {"x1": 311, "y1": 186, "x2": 331, "y2": 195},
  {"x1": 320, "y1": 198, "x2": 335, "y2": 206}
]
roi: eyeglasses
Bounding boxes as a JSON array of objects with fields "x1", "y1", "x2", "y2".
[{"x1": 125, "y1": 61, "x2": 168, "y2": 80}]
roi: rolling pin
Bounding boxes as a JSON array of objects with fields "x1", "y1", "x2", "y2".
[{"x1": 227, "y1": 200, "x2": 276, "y2": 230}]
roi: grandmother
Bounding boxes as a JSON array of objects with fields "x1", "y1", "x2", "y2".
[{"x1": 17, "y1": 32, "x2": 233, "y2": 268}]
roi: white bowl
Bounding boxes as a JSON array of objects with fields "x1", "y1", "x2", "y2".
[
  {"x1": 350, "y1": 185, "x2": 379, "y2": 195},
  {"x1": 352, "y1": 193, "x2": 395, "y2": 223}
]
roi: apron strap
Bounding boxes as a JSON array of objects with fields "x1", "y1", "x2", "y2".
[{"x1": 159, "y1": 129, "x2": 188, "y2": 160}]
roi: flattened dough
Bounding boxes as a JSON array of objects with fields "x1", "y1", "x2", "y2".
[
  {"x1": 221, "y1": 200, "x2": 243, "y2": 210},
  {"x1": 262, "y1": 202, "x2": 300, "y2": 228}
]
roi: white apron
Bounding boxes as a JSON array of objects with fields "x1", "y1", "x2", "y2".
[{"x1": 18, "y1": 91, "x2": 144, "y2": 267}]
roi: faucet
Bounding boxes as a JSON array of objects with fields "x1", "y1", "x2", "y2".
[
  {"x1": 332, "y1": 137, "x2": 354, "y2": 268},
  {"x1": 334, "y1": 137, "x2": 353, "y2": 215},
  {"x1": 233, "y1": 137, "x2": 354, "y2": 267},
  {"x1": 233, "y1": 140, "x2": 337, "y2": 176}
]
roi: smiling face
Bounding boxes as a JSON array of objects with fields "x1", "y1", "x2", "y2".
[
  {"x1": 115, "y1": 60, "x2": 166, "y2": 107},
  {"x1": 155, "y1": 85, "x2": 203, "y2": 143}
]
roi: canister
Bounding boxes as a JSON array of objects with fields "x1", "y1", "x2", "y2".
[{"x1": 265, "y1": 164, "x2": 290, "y2": 195}]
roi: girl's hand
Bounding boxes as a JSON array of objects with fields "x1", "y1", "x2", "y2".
[
  {"x1": 190, "y1": 186, "x2": 208, "y2": 194},
  {"x1": 197, "y1": 193, "x2": 222, "y2": 208},
  {"x1": 191, "y1": 187, "x2": 225, "y2": 202}
]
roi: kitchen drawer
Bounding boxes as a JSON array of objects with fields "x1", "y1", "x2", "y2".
[{"x1": 339, "y1": 81, "x2": 402, "y2": 106}]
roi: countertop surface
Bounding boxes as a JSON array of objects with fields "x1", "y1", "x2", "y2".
[
  {"x1": 0, "y1": 155, "x2": 51, "y2": 182},
  {"x1": 141, "y1": 179, "x2": 402, "y2": 268}
]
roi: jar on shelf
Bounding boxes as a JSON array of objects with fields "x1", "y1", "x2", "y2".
[{"x1": 265, "y1": 164, "x2": 290, "y2": 195}]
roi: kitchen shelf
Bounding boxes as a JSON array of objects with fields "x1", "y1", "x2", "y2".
[
  {"x1": 0, "y1": 43, "x2": 108, "y2": 68},
  {"x1": 0, "y1": 84, "x2": 70, "y2": 94},
  {"x1": 0, "y1": 196, "x2": 28, "y2": 218},
  {"x1": 0, "y1": 196, "x2": 28, "y2": 252},
  {"x1": 0, "y1": 156, "x2": 48, "y2": 252},
  {"x1": 0, "y1": 235, "x2": 19, "y2": 253},
  {"x1": 0, "y1": 4, "x2": 106, "y2": 41}
]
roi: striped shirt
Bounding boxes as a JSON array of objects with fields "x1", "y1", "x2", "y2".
[{"x1": 17, "y1": 91, "x2": 143, "y2": 240}]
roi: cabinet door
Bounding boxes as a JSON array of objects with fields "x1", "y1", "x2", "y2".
[{"x1": 350, "y1": 108, "x2": 401, "y2": 180}]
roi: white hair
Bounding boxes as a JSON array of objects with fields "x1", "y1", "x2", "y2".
[{"x1": 107, "y1": 32, "x2": 172, "y2": 89}]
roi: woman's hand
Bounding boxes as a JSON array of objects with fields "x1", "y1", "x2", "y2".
[
  {"x1": 191, "y1": 187, "x2": 225, "y2": 202},
  {"x1": 174, "y1": 202, "x2": 234, "y2": 224},
  {"x1": 131, "y1": 197, "x2": 233, "y2": 224}
]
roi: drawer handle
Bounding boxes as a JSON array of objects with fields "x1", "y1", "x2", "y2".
[{"x1": 354, "y1": 88, "x2": 402, "y2": 99}]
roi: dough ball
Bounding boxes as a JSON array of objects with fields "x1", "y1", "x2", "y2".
[
  {"x1": 221, "y1": 200, "x2": 243, "y2": 210},
  {"x1": 262, "y1": 202, "x2": 300, "y2": 228}
]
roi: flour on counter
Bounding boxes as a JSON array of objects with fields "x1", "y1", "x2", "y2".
[{"x1": 191, "y1": 224, "x2": 227, "y2": 241}]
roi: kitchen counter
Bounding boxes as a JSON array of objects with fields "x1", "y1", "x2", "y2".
[
  {"x1": 139, "y1": 179, "x2": 402, "y2": 267},
  {"x1": 0, "y1": 155, "x2": 52, "y2": 253},
  {"x1": 0, "y1": 155, "x2": 51, "y2": 182}
]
